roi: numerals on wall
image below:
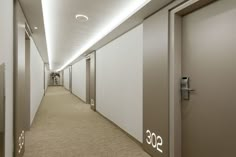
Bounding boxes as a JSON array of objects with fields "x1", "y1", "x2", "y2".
[
  {"x1": 146, "y1": 129, "x2": 163, "y2": 153},
  {"x1": 18, "y1": 130, "x2": 25, "y2": 154}
]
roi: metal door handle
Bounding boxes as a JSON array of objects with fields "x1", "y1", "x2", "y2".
[
  {"x1": 181, "y1": 88, "x2": 195, "y2": 92},
  {"x1": 181, "y1": 77, "x2": 195, "y2": 100}
]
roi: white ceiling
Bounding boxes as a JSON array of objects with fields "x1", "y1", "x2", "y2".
[{"x1": 19, "y1": 0, "x2": 174, "y2": 71}]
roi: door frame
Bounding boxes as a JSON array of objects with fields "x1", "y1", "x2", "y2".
[
  {"x1": 69, "y1": 65, "x2": 72, "y2": 93},
  {"x1": 0, "y1": 63, "x2": 5, "y2": 157},
  {"x1": 25, "y1": 31, "x2": 31, "y2": 131},
  {"x1": 85, "y1": 52, "x2": 96, "y2": 111},
  {"x1": 169, "y1": 0, "x2": 216, "y2": 157},
  {"x1": 62, "y1": 69, "x2": 64, "y2": 87},
  {"x1": 86, "y1": 57, "x2": 91, "y2": 104},
  {"x1": 89, "y1": 52, "x2": 96, "y2": 111}
]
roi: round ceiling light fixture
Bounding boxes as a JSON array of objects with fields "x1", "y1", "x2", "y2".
[
  {"x1": 34, "y1": 26, "x2": 38, "y2": 30},
  {"x1": 75, "y1": 14, "x2": 89, "y2": 22}
]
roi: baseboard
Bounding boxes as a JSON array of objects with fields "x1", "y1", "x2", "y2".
[
  {"x1": 71, "y1": 92, "x2": 87, "y2": 104},
  {"x1": 30, "y1": 93, "x2": 44, "y2": 128},
  {"x1": 96, "y1": 111, "x2": 143, "y2": 147},
  {"x1": 63, "y1": 87, "x2": 70, "y2": 91}
]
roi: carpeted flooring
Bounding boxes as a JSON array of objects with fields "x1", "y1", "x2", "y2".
[{"x1": 24, "y1": 87, "x2": 150, "y2": 157}]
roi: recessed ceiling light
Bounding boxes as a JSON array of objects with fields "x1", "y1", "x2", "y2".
[
  {"x1": 75, "y1": 14, "x2": 89, "y2": 22},
  {"x1": 34, "y1": 26, "x2": 38, "y2": 30}
]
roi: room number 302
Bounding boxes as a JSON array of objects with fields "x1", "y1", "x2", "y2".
[{"x1": 146, "y1": 130, "x2": 163, "y2": 153}]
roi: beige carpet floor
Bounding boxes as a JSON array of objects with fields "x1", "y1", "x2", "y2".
[{"x1": 24, "y1": 87, "x2": 150, "y2": 157}]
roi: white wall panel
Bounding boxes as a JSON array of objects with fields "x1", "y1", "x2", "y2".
[
  {"x1": 96, "y1": 24, "x2": 143, "y2": 142},
  {"x1": 0, "y1": 0, "x2": 14, "y2": 156},
  {"x1": 72, "y1": 59, "x2": 86, "y2": 102},
  {"x1": 30, "y1": 39, "x2": 44, "y2": 124},
  {"x1": 63, "y1": 68, "x2": 70, "y2": 90}
]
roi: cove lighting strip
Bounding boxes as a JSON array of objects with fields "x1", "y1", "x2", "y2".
[
  {"x1": 42, "y1": 0, "x2": 151, "y2": 71},
  {"x1": 42, "y1": 0, "x2": 53, "y2": 70}
]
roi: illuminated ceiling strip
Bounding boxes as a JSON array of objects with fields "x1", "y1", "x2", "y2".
[
  {"x1": 42, "y1": 0, "x2": 53, "y2": 70},
  {"x1": 42, "y1": 0, "x2": 151, "y2": 71}
]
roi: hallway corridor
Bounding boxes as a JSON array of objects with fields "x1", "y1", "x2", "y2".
[{"x1": 24, "y1": 87, "x2": 149, "y2": 157}]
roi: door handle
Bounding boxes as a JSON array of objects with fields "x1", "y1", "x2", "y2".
[
  {"x1": 181, "y1": 88, "x2": 195, "y2": 92},
  {"x1": 181, "y1": 77, "x2": 195, "y2": 100}
]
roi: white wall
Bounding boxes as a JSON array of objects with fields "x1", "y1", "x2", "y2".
[
  {"x1": 0, "y1": 0, "x2": 14, "y2": 156},
  {"x1": 63, "y1": 68, "x2": 70, "y2": 90},
  {"x1": 72, "y1": 59, "x2": 86, "y2": 102},
  {"x1": 96, "y1": 24, "x2": 143, "y2": 142},
  {"x1": 30, "y1": 39, "x2": 45, "y2": 124}
]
